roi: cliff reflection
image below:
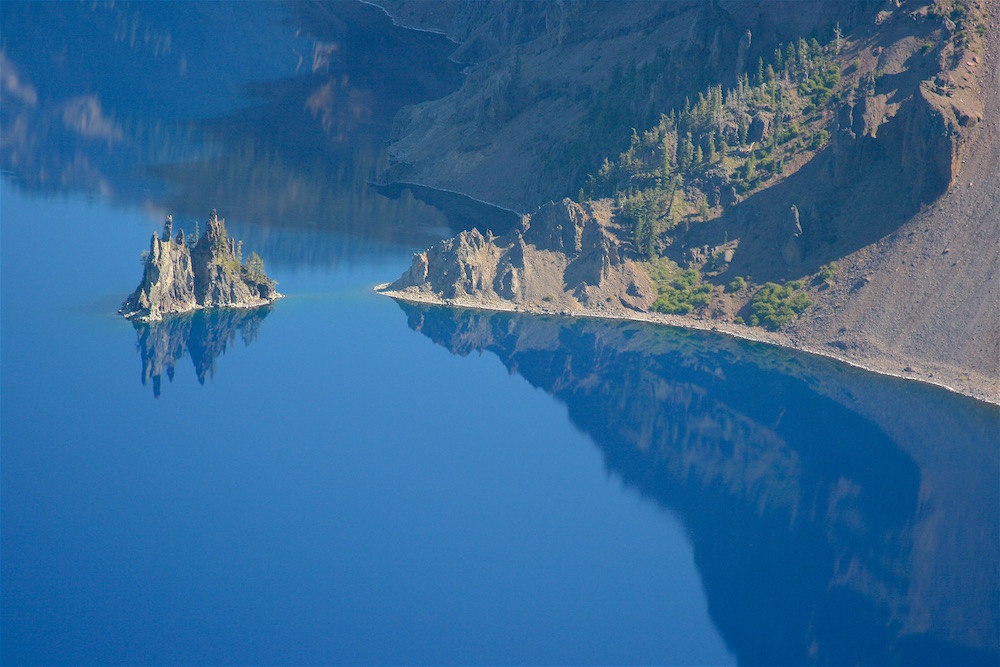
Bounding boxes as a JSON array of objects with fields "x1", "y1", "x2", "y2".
[
  {"x1": 399, "y1": 302, "x2": 999, "y2": 666},
  {"x1": 133, "y1": 306, "x2": 271, "y2": 397},
  {"x1": 1, "y1": 1, "x2": 463, "y2": 264}
]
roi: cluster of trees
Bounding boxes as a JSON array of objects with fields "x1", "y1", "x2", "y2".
[
  {"x1": 581, "y1": 34, "x2": 842, "y2": 259},
  {"x1": 551, "y1": 47, "x2": 703, "y2": 200},
  {"x1": 560, "y1": 32, "x2": 850, "y2": 329}
]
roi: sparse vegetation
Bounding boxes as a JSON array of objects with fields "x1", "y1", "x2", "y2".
[
  {"x1": 580, "y1": 33, "x2": 842, "y2": 263},
  {"x1": 571, "y1": 33, "x2": 844, "y2": 328}
]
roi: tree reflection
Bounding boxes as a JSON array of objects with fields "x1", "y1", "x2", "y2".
[
  {"x1": 133, "y1": 306, "x2": 271, "y2": 397},
  {"x1": 399, "y1": 302, "x2": 999, "y2": 666},
  {"x1": 0, "y1": 1, "x2": 465, "y2": 264}
]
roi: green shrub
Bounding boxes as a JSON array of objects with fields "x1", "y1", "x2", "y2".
[
  {"x1": 818, "y1": 261, "x2": 838, "y2": 281},
  {"x1": 726, "y1": 276, "x2": 746, "y2": 292},
  {"x1": 809, "y1": 129, "x2": 830, "y2": 151},
  {"x1": 651, "y1": 267, "x2": 713, "y2": 314},
  {"x1": 748, "y1": 281, "x2": 812, "y2": 330}
]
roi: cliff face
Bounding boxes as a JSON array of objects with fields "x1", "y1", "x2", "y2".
[
  {"x1": 121, "y1": 211, "x2": 280, "y2": 322},
  {"x1": 385, "y1": 197, "x2": 655, "y2": 313}
]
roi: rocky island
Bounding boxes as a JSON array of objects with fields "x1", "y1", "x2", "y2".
[{"x1": 121, "y1": 211, "x2": 281, "y2": 322}]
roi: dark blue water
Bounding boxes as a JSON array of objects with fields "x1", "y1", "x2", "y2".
[{"x1": 2, "y1": 3, "x2": 998, "y2": 665}]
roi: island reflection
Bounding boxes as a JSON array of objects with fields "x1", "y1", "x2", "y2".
[
  {"x1": 133, "y1": 306, "x2": 271, "y2": 397},
  {"x1": 399, "y1": 301, "x2": 999, "y2": 666}
]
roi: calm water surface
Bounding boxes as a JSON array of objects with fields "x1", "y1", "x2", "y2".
[{"x1": 2, "y1": 2, "x2": 997, "y2": 665}]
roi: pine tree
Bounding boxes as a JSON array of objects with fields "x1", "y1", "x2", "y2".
[
  {"x1": 680, "y1": 132, "x2": 694, "y2": 168},
  {"x1": 784, "y1": 42, "x2": 796, "y2": 77},
  {"x1": 245, "y1": 252, "x2": 265, "y2": 279},
  {"x1": 698, "y1": 197, "x2": 710, "y2": 221}
]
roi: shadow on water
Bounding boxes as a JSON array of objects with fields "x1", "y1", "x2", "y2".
[
  {"x1": 133, "y1": 306, "x2": 271, "y2": 397},
  {"x1": 0, "y1": 1, "x2": 467, "y2": 266},
  {"x1": 376, "y1": 181, "x2": 523, "y2": 236},
  {"x1": 397, "y1": 301, "x2": 1000, "y2": 666}
]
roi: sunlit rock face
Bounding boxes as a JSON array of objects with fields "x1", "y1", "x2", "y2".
[
  {"x1": 387, "y1": 198, "x2": 655, "y2": 313},
  {"x1": 121, "y1": 211, "x2": 280, "y2": 322}
]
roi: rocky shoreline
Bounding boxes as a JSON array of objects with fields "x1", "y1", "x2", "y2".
[
  {"x1": 376, "y1": 282, "x2": 998, "y2": 406},
  {"x1": 376, "y1": 194, "x2": 997, "y2": 405},
  {"x1": 372, "y1": 1, "x2": 999, "y2": 407}
]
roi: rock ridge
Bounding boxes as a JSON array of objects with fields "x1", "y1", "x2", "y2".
[
  {"x1": 121, "y1": 211, "x2": 281, "y2": 322},
  {"x1": 385, "y1": 197, "x2": 655, "y2": 313}
]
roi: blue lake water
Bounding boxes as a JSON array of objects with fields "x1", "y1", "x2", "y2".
[{"x1": 2, "y1": 2, "x2": 998, "y2": 665}]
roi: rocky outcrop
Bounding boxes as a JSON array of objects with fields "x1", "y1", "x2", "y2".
[
  {"x1": 780, "y1": 204, "x2": 804, "y2": 266},
  {"x1": 831, "y1": 75, "x2": 972, "y2": 211},
  {"x1": 383, "y1": 198, "x2": 655, "y2": 313},
  {"x1": 121, "y1": 211, "x2": 280, "y2": 322},
  {"x1": 747, "y1": 110, "x2": 773, "y2": 143}
]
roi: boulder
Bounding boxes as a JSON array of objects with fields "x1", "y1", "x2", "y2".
[{"x1": 748, "y1": 111, "x2": 774, "y2": 143}]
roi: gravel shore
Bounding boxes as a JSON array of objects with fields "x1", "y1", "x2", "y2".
[{"x1": 376, "y1": 283, "x2": 998, "y2": 406}]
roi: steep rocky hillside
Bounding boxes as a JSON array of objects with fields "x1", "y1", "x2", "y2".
[
  {"x1": 381, "y1": 0, "x2": 883, "y2": 211},
  {"x1": 377, "y1": 0, "x2": 998, "y2": 402},
  {"x1": 786, "y1": 25, "x2": 998, "y2": 400}
]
